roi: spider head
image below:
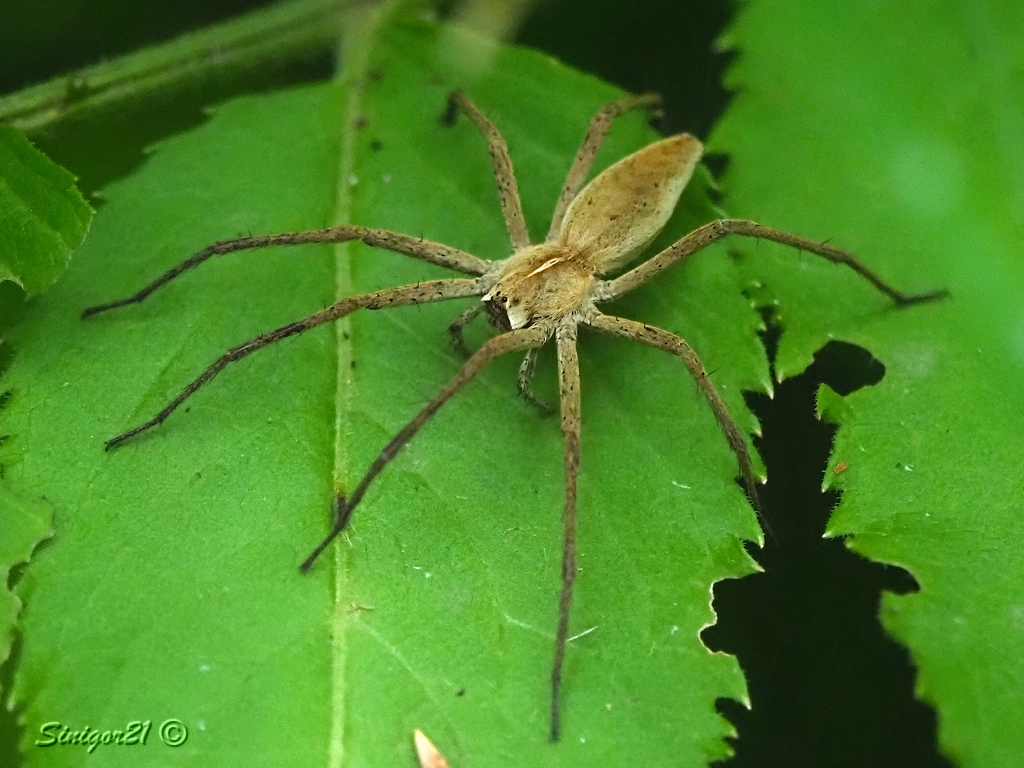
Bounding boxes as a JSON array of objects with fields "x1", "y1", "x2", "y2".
[
  {"x1": 482, "y1": 243, "x2": 593, "y2": 330},
  {"x1": 482, "y1": 288, "x2": 516, "y2": 331}
]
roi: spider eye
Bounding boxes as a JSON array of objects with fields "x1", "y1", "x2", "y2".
[
  {"x1": 511, "y1": 298, "x2": 521, "y2": 306},
  {"x1": 482, "y1": 294, "x2": 512, "y2": 331}
]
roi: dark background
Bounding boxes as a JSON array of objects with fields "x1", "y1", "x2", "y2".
[{"x1": 0, "y1": 1, "x2": 952, "y2": 766}]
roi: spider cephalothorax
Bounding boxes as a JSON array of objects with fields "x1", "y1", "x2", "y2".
[
  {"x1": 482, "y1": 243, "x2": 593, "y2": 330},
  {"x1": 84, "y1": 89, "x2": 946, "y2": 741}
]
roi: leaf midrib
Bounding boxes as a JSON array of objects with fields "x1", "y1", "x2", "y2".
[{"x1": 328, "y1": 2, "x2": 404, "y2": 767}]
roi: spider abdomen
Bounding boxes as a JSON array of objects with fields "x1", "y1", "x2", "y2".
[{"x1": 559, "y1": 133, "x2": 704, "y2": 274}]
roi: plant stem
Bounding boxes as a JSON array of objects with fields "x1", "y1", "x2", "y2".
[{"x1": 0, "y1": 0, "x2": 346, "y2": 132}]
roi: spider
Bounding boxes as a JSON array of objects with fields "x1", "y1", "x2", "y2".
[{"x1": 83, "y1": 90, "x2": 946, "y2": 741}]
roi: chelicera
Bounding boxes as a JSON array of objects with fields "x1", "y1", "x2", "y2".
[{"x1": 83, "y1": 90, "x2": 946, "y2": 741}]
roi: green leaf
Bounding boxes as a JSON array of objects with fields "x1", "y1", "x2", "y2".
[
  {"x1": 0, "y1": 125, "x2": 92, "y2": 295},
  {"x1": 0, "y1": 487, "x2": 52, "y2": 667},
  {"x1": 712, "y1": 2, "x2": 1024, "y2": 765},
  {"x1": 2, "y1": 10, "x2": 769, "y2": 767}
]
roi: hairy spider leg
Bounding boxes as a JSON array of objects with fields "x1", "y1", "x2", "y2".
[
  {"x1": 586, "y1": 313, "x2": 766, "y2": 526},
  {"x1": 446, "y1": 89, "x2": 531, "y2": 251},
  {"x1": 547, "y1": 92, "x2": 663, "y2": 241},
  {"x1": 103, "y1": 278, "x2": 487, "y2": 450},
  {"x1": 601, "y1": 218, "x2": 951, "y2": 305},
  {"x1": 82, "y1": 226, "x2": 491, "y2": 318},
  {"x1": 550, "y1": 319, "x2": 582, "y2": 741},
  {"x1": 300, "y1": 323, "x2": 552, "y2": 572}
]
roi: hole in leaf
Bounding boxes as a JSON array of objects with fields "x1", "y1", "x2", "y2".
[{"x1": 703, "y1": 321, "x2": 951, "y2": 768}]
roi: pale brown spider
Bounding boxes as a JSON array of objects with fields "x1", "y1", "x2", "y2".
[{"x1": 83, "y1": 90, "x2": 946, "y2": 741}]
